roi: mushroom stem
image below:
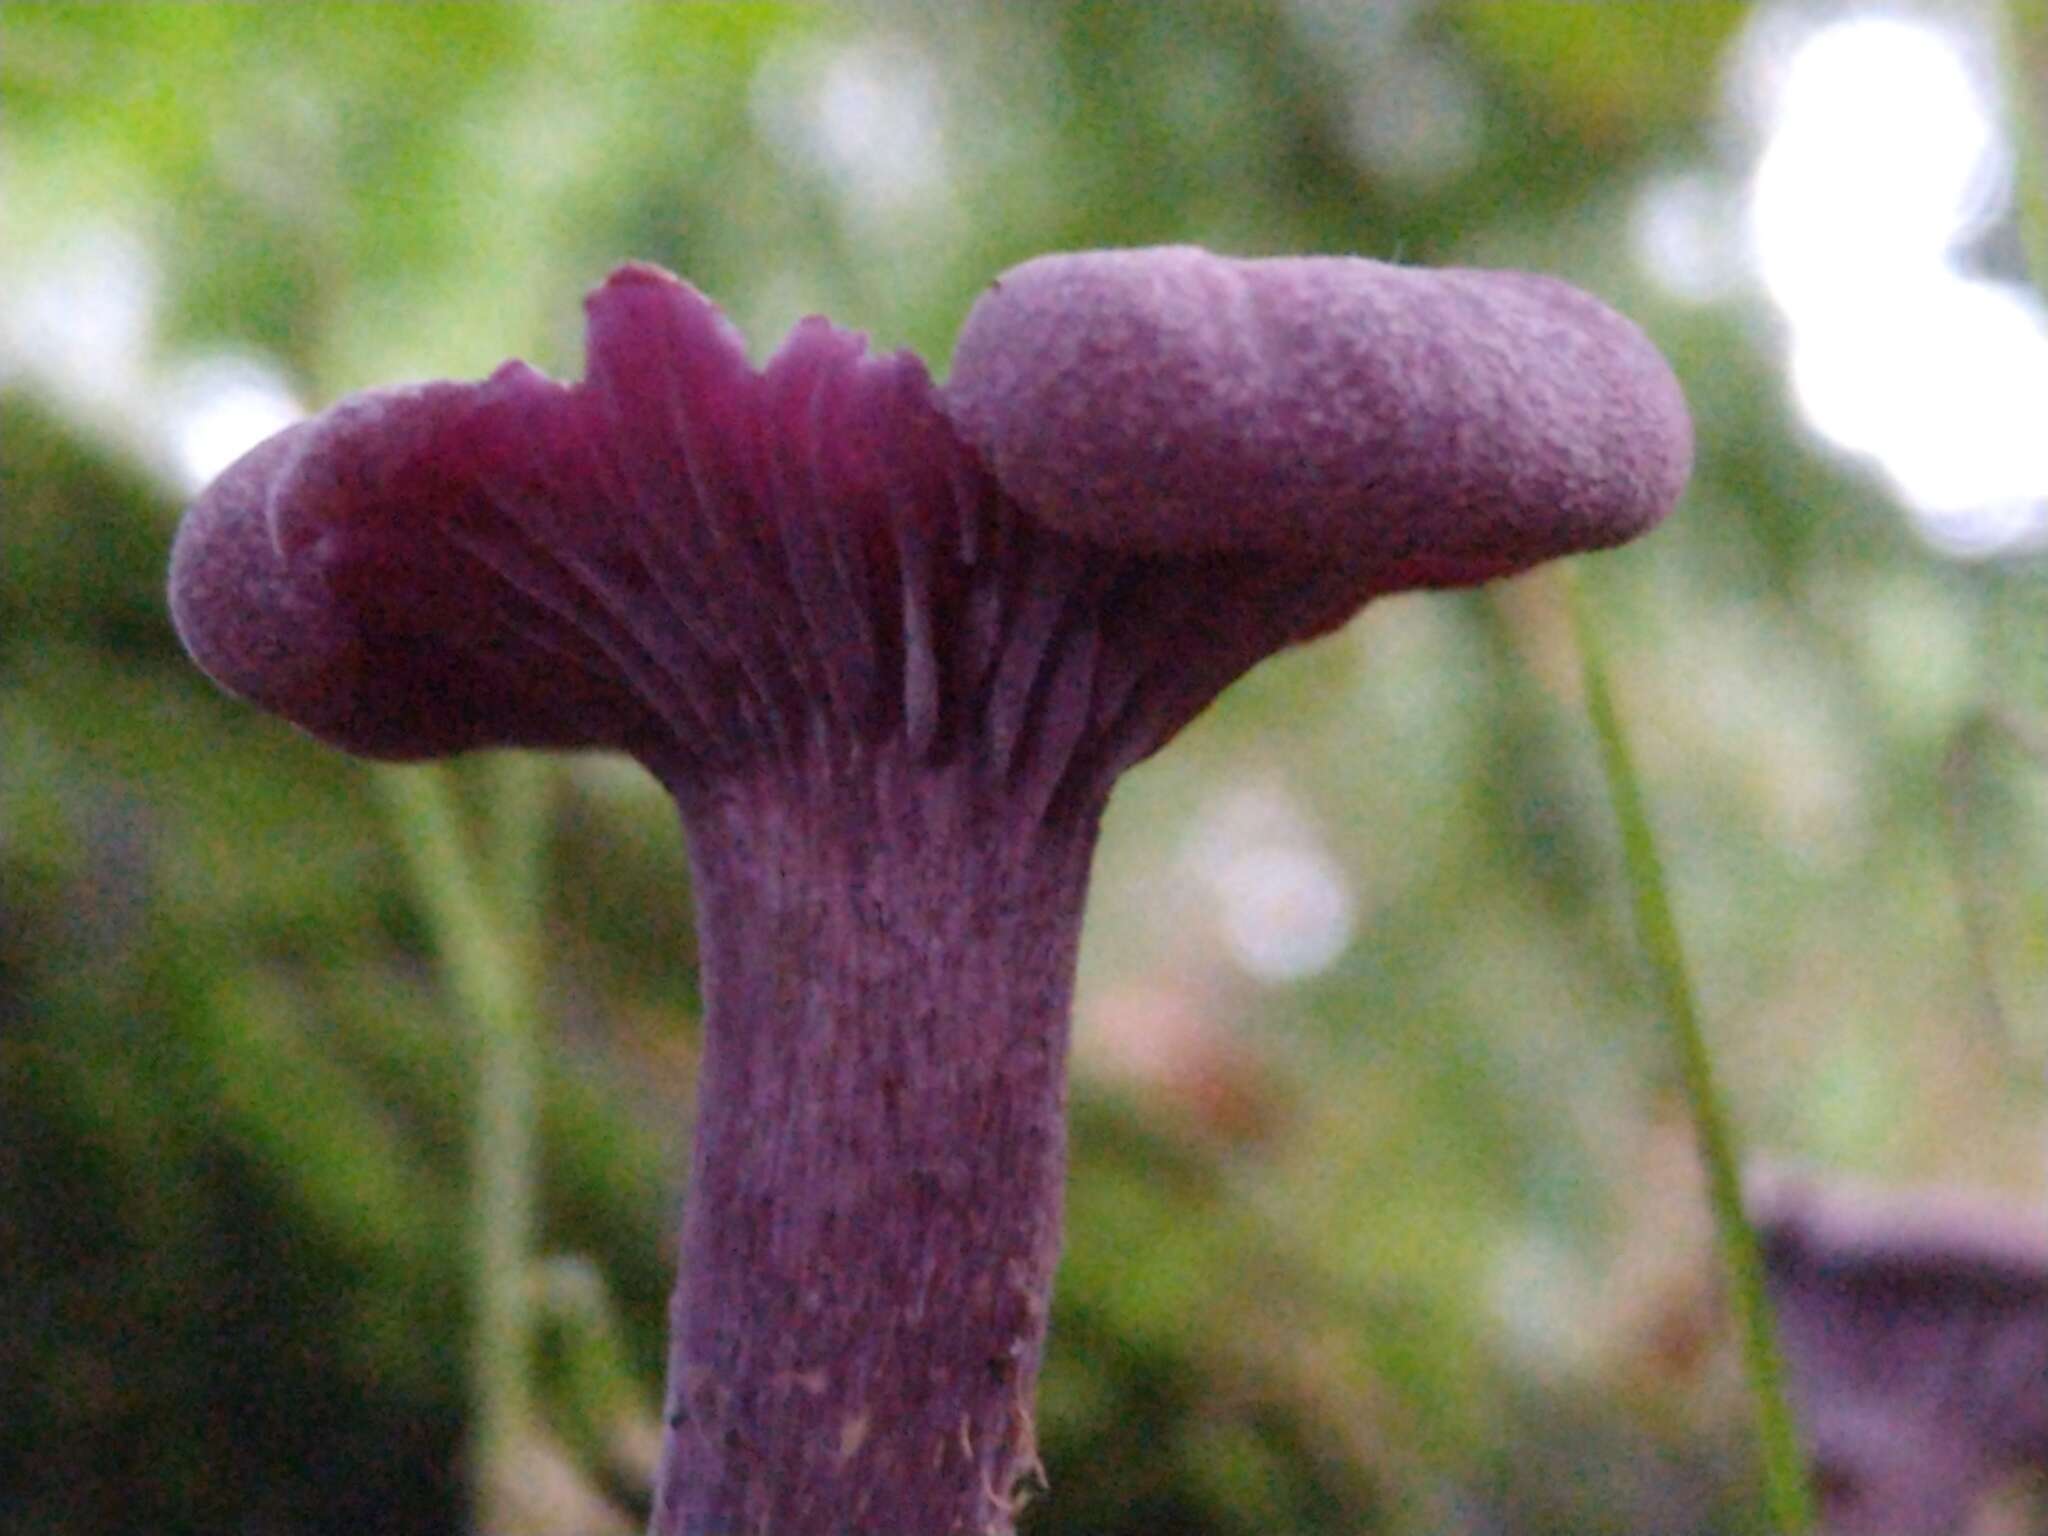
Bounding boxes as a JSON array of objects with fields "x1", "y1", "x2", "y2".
[{"x1": 651, "y1": 748, "x2": 1101, "y2": 1534}]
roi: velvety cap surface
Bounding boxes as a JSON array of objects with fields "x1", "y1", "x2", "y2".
[{"x1": 944, "y1": 246, "x2": 1692, "y2": 587}]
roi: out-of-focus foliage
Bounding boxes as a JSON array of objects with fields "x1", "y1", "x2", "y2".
[{"x1": 5, "y1": 3, "x2": 2047, "y2": 1534}]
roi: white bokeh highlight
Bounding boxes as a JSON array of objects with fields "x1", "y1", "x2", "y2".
[
  {"x1": 751, "y1": 38, "x2": 952, "y2": 240},
  {"x1": 1631, "y1": 173, "x2": 1744, "y2": 306},
  {"x1": 1742, "y1": 13, "x2": 2048, "y2": 555},
  {"x1": 1, "y1": 226, "x2": 157, "y2": 416},
  {"x1": 3, "y1": 226, "x2": 305, "y2": 495},
  {"x1": 1182, "y1": 784, "x2": 1357, "y2": 983},
  {"x1": 164, "y1": 356, "x2": 306, "y2": 493}
]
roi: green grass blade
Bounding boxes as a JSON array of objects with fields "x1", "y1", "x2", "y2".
[
  {"x1": 1564, "y1": 569, "x2": 1815, "y2": 1534},
  {"x1": 2000, "y1": 0, "x2": 2048, "y2": 293},
  {"x1": 377, "y1": 757, "x2": 551, "y2": 1533}
]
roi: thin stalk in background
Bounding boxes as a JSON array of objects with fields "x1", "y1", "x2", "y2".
[
  {"x1": 1999, "y1": 0, "x2": 2048, "y2": 293},
  {"x1": 1562, "y1": 568, "x2": 1816, "y2": 1535},
  {"x1": 378, "y1": 756, "x2": 553, "y2": 1533}
]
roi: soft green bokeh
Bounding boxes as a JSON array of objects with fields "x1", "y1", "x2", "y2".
[{"x1": 6, "y1": 3, "x2": 2046, "y2": 1533}]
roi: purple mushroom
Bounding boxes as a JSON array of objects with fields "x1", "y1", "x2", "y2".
[
  {"x1": 1752, "y1": 1167, "x2": 2048, "y2": 1535},
  {"x1": 169, "y1": 245, "x2": 1690, "y2": 1534}
]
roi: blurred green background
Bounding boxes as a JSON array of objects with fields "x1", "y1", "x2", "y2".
[{"x1": 6, "y1": 3, "x2": 2048, "y2": 1533}]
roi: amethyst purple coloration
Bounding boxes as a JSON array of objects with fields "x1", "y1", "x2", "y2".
[
  {"x1": 1753, "y1": 1169, "x2": 2048, "y2": 1535},
  {"x1": 169, "y1": 246, "x2": 1690, "y2": 1533}
]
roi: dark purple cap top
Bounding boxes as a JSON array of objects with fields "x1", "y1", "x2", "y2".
[
  {"x1": 944, "y1": 246, "x2": 1691, "y2": 587},
  {"x1": 169, "y1": 248, "x2": 1691, "y2": 784}
]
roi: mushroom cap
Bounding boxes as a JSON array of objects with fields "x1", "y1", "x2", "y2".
[
  {"x1": 943, "y1": 245, "x2": 1692, "y2": 586},
  {"x1": 1750, "y1": 1166, "x2": 2048, "y2": 1531},
  {"x1": 1753, "y1": 1167, "x2": 2048, "y2": 1297},
  {"x1": 165, "y1": 362, "x2": 692, "y2": 761},
  {"x1": 169, "y1": 250, "x2": 1691, "y2": 781},
  {"x1": 168, "y1": 371, "x2": 655, "y2": 759},
  {"x1": 168, "y1": 265, "x2": 972, "y2": 766}
]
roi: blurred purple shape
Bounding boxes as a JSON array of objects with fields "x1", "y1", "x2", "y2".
[
  {"x1": 168, "y1": 248, "x2": 1689, "y2": 1533},
  {"x1": 1753, "y1": 1166, "x2": 2048, "y2": 1535}
]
